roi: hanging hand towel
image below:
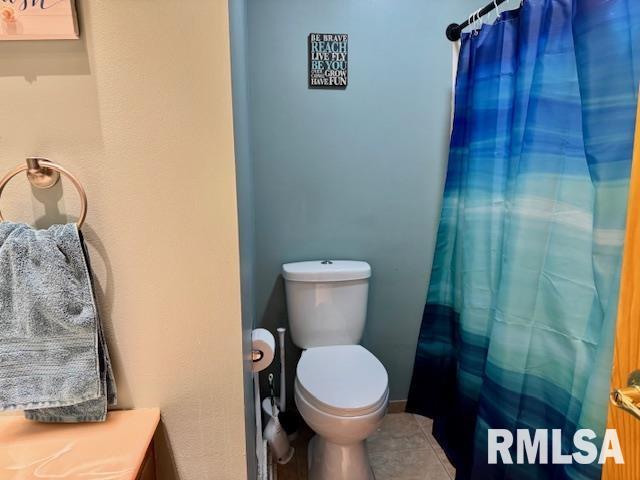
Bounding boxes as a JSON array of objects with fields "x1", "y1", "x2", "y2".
[{"x1": 0, "y1": 222, "x2": 116, "y2": 422}]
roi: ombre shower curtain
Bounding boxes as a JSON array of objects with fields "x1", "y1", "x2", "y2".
[{"x1": 407, "y1": 1, "x2": 640, "y2": 479}]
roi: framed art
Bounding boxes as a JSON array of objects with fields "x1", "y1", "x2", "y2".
[
  {"x1": 308, "y1": 33, "x2": 348, "y2": 89},
  {"x1": 0, "y1": 0, "x2": 79, "y2": 40}
]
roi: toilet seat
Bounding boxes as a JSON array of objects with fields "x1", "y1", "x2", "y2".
[{"x1": 296, "y1": 345, "x2": 388, "y2": 417}]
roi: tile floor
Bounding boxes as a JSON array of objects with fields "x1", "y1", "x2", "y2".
[{"x1": 277, "y1": 413, "x2": 455, "y2": 480}]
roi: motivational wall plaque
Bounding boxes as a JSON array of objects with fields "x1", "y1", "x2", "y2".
[
  {"x1": 308, "y1": 33, "x2": 348, "y2": 89},
  {"x1": 0, "y1": 0, "x2": 79, "y2": 40}
]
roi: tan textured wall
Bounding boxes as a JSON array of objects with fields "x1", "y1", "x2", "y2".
[{"x1": 0, "y1": 1, "x2": 247, "y2": 479}]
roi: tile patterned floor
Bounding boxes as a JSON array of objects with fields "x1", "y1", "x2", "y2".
[{"x1": 277, "y1": 413, "x2": 455, "y2": 480}]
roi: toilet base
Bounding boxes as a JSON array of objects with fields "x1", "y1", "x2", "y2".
[{"x1": 307, "y1": 435, "x2": 374, "y2": 480}]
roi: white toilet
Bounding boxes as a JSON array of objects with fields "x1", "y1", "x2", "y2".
[{"x1": 282, "y1": 260, "x2": 389, "y2": 480}]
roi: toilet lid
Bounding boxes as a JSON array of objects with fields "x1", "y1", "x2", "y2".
[{"x1": 296, "y1": 345, "x2": 389, "y2": 416}]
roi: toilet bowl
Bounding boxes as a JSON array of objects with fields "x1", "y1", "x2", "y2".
[{"x1": 294, "y1": 344, "x2": 389, "y2": 480}]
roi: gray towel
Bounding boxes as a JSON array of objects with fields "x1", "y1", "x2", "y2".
[{"x1": 0, "y1": 222, "x2": 116, "y2": 422}]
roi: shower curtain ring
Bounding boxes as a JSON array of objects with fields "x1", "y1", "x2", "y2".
[
  {"x1": 473, "y1": 9, "x2": 481, "y2": 35},
  {"x1": 494, "y1": 0, "x2": 502, "y2": 19}
]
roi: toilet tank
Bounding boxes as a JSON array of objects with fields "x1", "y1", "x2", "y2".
[{"x1": 282, "y1": 260, "x2": 371, "y2": 349}]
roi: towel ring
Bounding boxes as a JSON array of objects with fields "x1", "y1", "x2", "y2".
[{"x1": 0, "y1": 158, "x2": 88, "y2": 229}]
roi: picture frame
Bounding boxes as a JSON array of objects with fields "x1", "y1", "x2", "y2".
[
  {"x1": 0, "y1": 0, "x2": 79, "y2": 41},
  {"x1": 308, "y1": 33, "x2": 348, "y2": 89}
]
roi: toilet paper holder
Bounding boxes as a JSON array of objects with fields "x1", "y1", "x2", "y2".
[
  {"x1": 252, "y1": 349, "x2": 265, "y2": 362},
  {"x1": 251, "y1": 328, "x2": 276, "y2": 373}
]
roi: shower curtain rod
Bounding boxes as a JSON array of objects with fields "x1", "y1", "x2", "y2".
[{"x1": 446, "y1": 0, "x2": 510, "y2": 41}]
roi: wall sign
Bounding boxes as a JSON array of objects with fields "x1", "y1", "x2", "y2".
[
  {"x1": 308, "y1": 33, "x2": 348, "y2": 89},
  {"x1": 0, "y1": 0, "x2": 79, "y2": 40}
]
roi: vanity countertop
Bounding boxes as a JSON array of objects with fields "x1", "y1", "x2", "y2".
[{"x1": 0, "y1": 408, "x2": 160, "y2": 480}]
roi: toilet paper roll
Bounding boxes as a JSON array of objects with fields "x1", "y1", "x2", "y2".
[{"x1": 252, "y1": 328, "x2": 276, "y2": 372}]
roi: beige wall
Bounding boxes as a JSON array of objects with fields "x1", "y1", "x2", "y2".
[{"x1": 0, "y1": 1, "x2": 247, "y2": 479}]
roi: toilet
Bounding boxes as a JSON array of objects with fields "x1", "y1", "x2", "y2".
[{"x1": 282, "y1": 260, "x2": 389, "y2": 480}]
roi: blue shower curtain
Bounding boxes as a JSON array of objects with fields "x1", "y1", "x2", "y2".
[{"x1": 407, "y1": 1, "x2": 640, "y2": 479}]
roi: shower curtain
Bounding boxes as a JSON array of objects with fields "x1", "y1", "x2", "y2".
[{"x1": 406, "y1": 1, "x2": 640, "y2": 479}]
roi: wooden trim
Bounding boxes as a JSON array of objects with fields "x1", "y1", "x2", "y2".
[
  {"x1": 388, "y1": 400, "x2": 407, "y2": 414},
  {"x1": 602, "y1": 96, "x2": 640, "y2": 480}
]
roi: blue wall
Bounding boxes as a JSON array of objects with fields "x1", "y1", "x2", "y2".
[{"x1": 243, "y1": 0, "x2": 494, "y2": 402}]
